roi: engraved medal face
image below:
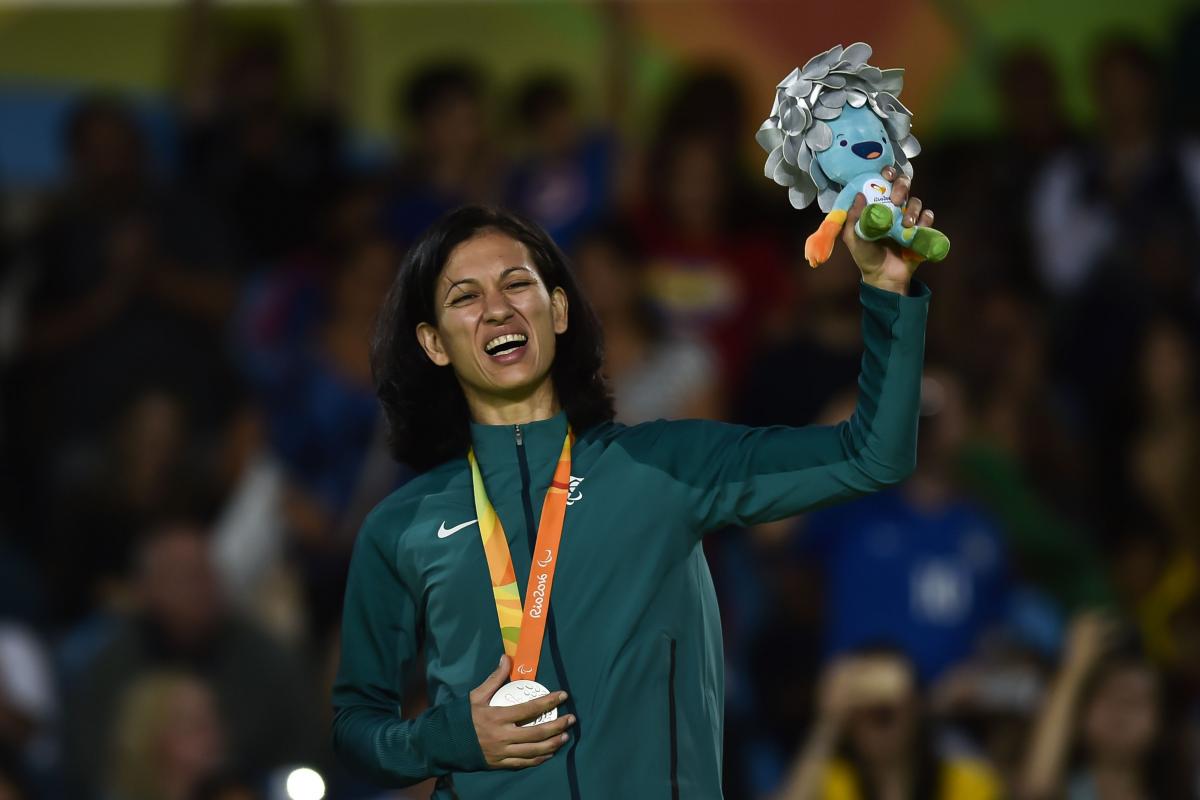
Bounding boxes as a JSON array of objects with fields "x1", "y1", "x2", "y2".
[
  {"x1": 861, "y1": 176, "x2": 892, "y2": 204},
  {"x1": 488, "y1": 679, "x2": 558, "y2": 727}
]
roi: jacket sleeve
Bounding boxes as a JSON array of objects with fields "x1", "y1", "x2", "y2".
[
  {"x1": 330, "y1": 508, "x2": 487, "y2": 786},
  {"x1": 625, "y1": 277, "x2": 930, "y2": 533}
]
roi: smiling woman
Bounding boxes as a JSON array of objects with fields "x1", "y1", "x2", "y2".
[
  {"x1": 334, "y1": 196, "x2": 933, "y2": 799},
  {"x1": 414, "y1": 234, "x2": 568, "y2": 420},
  {"x1": 370, "y1": 206, "x2": 614, "y2": 472}
]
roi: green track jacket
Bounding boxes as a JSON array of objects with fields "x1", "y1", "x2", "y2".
[{"x1": 331, "y1": 278, "x2": 931, "y2": 799}]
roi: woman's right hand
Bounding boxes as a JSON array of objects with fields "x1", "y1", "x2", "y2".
[{"x1": 469, "y1": 655, "x2": 576, "y2": 769}]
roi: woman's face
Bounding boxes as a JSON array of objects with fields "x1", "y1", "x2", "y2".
[
  {"x1": 1082, "y1": 665, "x2": 1159, "y2": 762},
  {"x1": 845, "y1": 657, "x2": 919, "y2": 765},
  {"x1": 157, "y1": 681, "x2": 224, "y2": 784},
  {"x1": 417, "y1": 231, "x2": 568, "y2": 404}
]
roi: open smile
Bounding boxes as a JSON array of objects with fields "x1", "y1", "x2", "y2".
[{"x1": 483, "y1": 332, "x2": 529, "y2": 362}]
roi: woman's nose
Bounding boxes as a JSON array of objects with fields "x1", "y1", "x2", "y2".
[{"x1": 482, "y1": 291, "x2": 515, "y2": 322}]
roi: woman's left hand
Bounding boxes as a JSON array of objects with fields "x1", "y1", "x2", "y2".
[{"x1": 842, "y1": 164, "x2": 935, "y2": 295}]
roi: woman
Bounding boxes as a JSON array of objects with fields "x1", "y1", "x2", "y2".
[
  {"x1": 777, "y1": 650, "x2": 1001, "y2": 800},
  {"x1": 107, "y1": 671, "x2": 226, "y2": 800},
  {"x1": 1019, "y1": 614, "x2": 1191, "y2": 800},
  {"x1": 331, "y1": 164, "x2": 936, "y2": 798}
]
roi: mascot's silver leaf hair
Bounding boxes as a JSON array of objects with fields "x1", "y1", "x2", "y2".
[{"x1": 756, "y1": 42, "x2": 921, "y2": 212}]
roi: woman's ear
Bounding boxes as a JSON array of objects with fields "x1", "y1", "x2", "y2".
[
  {"x1": 415, "y1": 322, "x2": 451, "y2": 366},
  {"x1": 551, "y1": 286, "x2": 569, "y2": 335}
]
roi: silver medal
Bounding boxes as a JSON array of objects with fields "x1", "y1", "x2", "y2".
[{"x1": 488, "y1": 679, "x2": 558, "y2": 727}]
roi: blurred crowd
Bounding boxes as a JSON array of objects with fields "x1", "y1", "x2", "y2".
[{"x1": 1, "y1": 1, "x2": 1200, "y2": 799}]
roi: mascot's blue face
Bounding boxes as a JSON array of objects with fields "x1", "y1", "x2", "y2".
[{"x1": 814, "y1": 104, "x2": 895, "y2": 187}]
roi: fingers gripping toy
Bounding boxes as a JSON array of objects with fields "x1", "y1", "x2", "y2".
[{"x1": 756, "y1": 42, "x2": 950, "y2": 268}]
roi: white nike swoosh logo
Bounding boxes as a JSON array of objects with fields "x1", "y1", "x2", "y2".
[{"x1": 437, "y1": 519, "x2": 478, "y2": 539}]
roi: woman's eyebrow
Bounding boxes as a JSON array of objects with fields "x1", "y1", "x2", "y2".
[
  {"x1": 443, "y1": 276, "x2": 479, "y2": 301},
  {"x1": 443, "y1": 266, "x2": 534, "y2": 301}
]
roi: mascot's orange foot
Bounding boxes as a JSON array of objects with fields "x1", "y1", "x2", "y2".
[{"x1": 805, "y1": 230, "x2": 837, "y2": 267}]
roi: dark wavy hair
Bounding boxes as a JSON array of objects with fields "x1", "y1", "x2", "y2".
[{"x1": 371, "y1": 205, "x2": 614, "y2": 471}]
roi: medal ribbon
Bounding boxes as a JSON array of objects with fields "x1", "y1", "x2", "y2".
[{"x1": 468, "y1": 427, "x2": 573, "y2": 682}]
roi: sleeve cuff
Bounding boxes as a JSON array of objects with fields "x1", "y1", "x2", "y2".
[
  {"x1": 859, "y1": 277, "x2": 930, "y2": 339},
  {"x1": 424, "y1": 693, "x2": 488, "y2": 773}
]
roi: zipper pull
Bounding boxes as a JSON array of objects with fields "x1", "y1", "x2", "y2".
[{"x1": 515, "y1": 424, "x2": 523, "y2": 446}]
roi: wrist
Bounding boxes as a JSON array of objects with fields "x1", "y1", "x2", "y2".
[{"x1": 861, "y1": 274, "x2": 911, "y2": 296}]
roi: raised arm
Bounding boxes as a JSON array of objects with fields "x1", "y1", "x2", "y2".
[
  {"x1": 630, "y1": 272, "x2": 927, "y2": 532},
  {"x1": 330, "y1": 512, "x2": 485, "y2": 785},
  {"x1": 620, "y1": 166, "x2": 935, "y2": 532},
  {"x1": 1018, "y1": 613, "x2": 1117, "y2": 800}
]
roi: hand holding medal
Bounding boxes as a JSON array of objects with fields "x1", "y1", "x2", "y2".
[{"x1": 469, "y1": 654, "x2": 576, "y2": 769}]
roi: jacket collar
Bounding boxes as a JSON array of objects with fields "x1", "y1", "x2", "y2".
[{"x1": 468, "y1": 409, "x2": 569, "y2": 467}]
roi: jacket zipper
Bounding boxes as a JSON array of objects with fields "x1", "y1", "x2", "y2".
[
  {"x1": 515, "y1": 424, "x2": 535, "y2": 553},
  {"x1": 515, "y1": 422, "x2": 582, "y2": 800},
  {"x1": 668, "y1": 637, "x2": 679, "y2": 800}
]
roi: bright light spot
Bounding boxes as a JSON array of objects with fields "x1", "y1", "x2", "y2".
[{"x1": 286, "y1": 767, "x2": 325, "y2": 800}]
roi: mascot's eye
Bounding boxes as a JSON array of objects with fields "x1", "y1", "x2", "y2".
[{"x1": 839, "y1": 140, "x2": 848, "y2": 147}]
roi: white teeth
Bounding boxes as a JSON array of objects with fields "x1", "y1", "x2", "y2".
[{"x1": 485, "y1": 333, "x2": 528, "y2": 354}]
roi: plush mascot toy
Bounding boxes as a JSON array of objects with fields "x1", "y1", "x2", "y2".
[{"x1": 757, "y1": 42, "x2": 950, "y2": 267}]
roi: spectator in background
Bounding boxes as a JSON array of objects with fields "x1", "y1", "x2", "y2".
[
  {"x1": 777, "y1": 648, "x2": 1001, "y2": 800},
  {"x1": 1029, "y1": 36, "x2": 1200, "y2": 464},
  {"x1": 735, "y1": 243, "x2": 862, "y2": 429},
  {"x1": 992, "y1": 45, "x2": 1075, "y2": 271},
  {"x1": 49, "y1": 388, "x2": 208, "y2": 632},
  {"x1": 1020, "y1": 613, "x2": 1191, "y2": 800},
  {"x1": 632, "y1": 68, "x2": 791, "y2": 390},
  {"x1": 1126, "y1": 316, "x2": 1200, "y2": 553},
  {"x1": 504, "y1": 75, "x2": 618, "y2": 252},
  {"x1": 10, "y1": 95, "x2": 240, "y2": 549},
  {"x1": 236, "y1": 235, "x2": 402, "y2": 646},
  {"x1": 107, "y1": 671, "x2": 225, "y2": 800},
  {"x1": 954, "y1": 286, "x2": 1114, "y2": 613},
  {"x1": 928, "y1": 44, "x2": 1075, "y2": 299},
  {"x1": 383, "y1": 62, "x2": 498, "y2": 245},
  {"x1": 503, "y1": 0, "x2": 633, "y2": 251},
  {"x1": 572, "y1": 223, "x2": 721, "y2": 422},
  {"x1": 929, "y1": 645, "x2": 1047, "y2": 795},
  {"x1": 65, "y1": 522, "x2": 322, "y2": 800},
  {"x1": 1123, "y1": 316, "x2": 1200, "y2": 668},
  {"x1": 793, "y1": 369, "x2": 1011, "y2": 683},
  {"x1": 1030, "y1": 36, "x2": 1200, "y2": 300},
  {"x1": 174, "y1": 0, "x2": 348, "y2": 268}
]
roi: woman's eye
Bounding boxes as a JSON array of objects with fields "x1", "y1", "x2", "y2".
[
  {"x1": 506, "y1": 281, "x2": 533, "y2": 290},
  {"x1": 450, "y1": 293, "x2": 477, "y2": 305}
]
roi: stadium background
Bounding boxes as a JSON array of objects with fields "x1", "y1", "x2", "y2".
[{"x1": 1, "y1": 0, "x2": 1199, "y2": 798}]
